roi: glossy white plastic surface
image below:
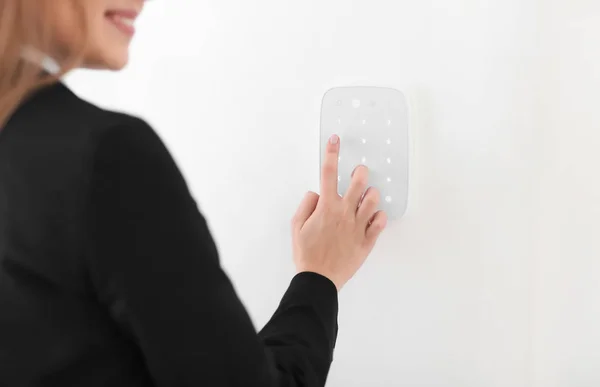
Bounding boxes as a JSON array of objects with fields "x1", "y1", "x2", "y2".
[{"x1": 320, "y1": 87, "x2": 408, "y2": 220}]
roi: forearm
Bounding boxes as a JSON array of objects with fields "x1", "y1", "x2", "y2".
[{"x1": 258, "y1": 272, "x2": 339, "y2": 386}]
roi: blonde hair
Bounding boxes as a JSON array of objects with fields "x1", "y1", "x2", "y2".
[{"x1": 0, "y1": 0, "x2": 89, "y2": 128}]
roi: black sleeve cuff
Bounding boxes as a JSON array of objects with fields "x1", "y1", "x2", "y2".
[
  {"x1": 286, "y1": 272, "x2": 338, "y2": 311},
  {"x1": 283, "y1": 272, "x2": 339, "y2": 347}
]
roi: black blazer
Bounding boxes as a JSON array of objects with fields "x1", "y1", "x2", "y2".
[{"x1": 0, "y1": 82, "x2": 338, "y2": 387}]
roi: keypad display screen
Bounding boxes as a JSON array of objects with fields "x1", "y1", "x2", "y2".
[{"x1": 320, "y1": 86, "x2": 409, "y2": 220}]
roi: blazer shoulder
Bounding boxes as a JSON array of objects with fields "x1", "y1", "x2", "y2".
[
  {"x1": 8, "y1": 81, "x2": 152, "y2": 141},
  {"x1": 55, "y1": 83, "x2": 152, "y2": 134},
  {"x1": 45, "y1": 83, "x2": 161, "y2": 154}
]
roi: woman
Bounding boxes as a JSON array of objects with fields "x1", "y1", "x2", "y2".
[{"x1": 0, "y1": 1, "x2": 387, "y2": 386}]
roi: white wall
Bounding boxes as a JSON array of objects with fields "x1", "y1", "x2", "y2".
[
  {"x1": 65, "y1": 1, "x2": 599, "y2": 386},
  {"x1": 532, "y1": 1, "x2": 600, "y2": 386}
]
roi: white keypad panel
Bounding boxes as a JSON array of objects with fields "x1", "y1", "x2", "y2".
[{"x1": 320, "y1": 86, "x2": 408, "y2": 220}]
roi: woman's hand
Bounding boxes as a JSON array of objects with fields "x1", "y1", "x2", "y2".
[{"x1": 291, "y1": 134, "x2": 388, "y2": 291}]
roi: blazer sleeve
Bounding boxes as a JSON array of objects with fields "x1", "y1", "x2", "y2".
[{"x1": 83, "y1": 117, "x2": 339, "y2": 387}]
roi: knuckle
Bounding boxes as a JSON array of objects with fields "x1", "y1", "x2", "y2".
[
  {"x1": 352, "y1": 166, "x2": 369, "y2": 185},
  {"x1": 363, "y1": 196, "x2": 378, "y2": 209},
  {"x1": 340, "y1": 204, "x2": 353, "y2": 216},
  {"x1": 341, "y1": 200, "x2": 358, "y2": 217},
  {"x1": 352, "y1": 174, "x2": 368, "y2": 186},
  {"x1": 319, "y1": 200, "x2": 338, "y2": 215},
  {"x1": 331, "y1": 204, "x2": 345, "y2": 218},
  {"x1": 322, "y1": 161, "x2": 336, "y2": 175},
  {"x1": 330, "y1": 205, "x2": 350, "y2": 222},
  {"x1": 356, "y1": 178, "x2": 368, "y2": 188},
  {"x1": 365, "y1": 188, "x2": 380, "y2": 205}
]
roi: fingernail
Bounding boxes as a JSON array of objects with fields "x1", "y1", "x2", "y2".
[{"x1": 329, "y1": 134, "x2": 339, "y2": 144}]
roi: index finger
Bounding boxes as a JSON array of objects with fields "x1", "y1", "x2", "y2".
[{"x1": 320, "y1": 134, "x2": 340, "y2": 200}]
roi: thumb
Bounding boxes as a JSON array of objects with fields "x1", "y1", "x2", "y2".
[{"x1": 292, "y1": 191, "x2": 320, "y2": 233}]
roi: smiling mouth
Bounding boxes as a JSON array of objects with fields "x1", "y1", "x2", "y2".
[{"x1": 105, "y1": 10, "x2": 138, "y2": 37}]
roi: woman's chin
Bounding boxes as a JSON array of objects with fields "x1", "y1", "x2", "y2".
[{"x1": 82, "y1": 51, "x2": 129, "y2": 71}]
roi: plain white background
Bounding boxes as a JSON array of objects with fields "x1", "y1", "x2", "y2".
[{"x1": 65, "y1": 1, "x2": 599, "y2": 386}]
